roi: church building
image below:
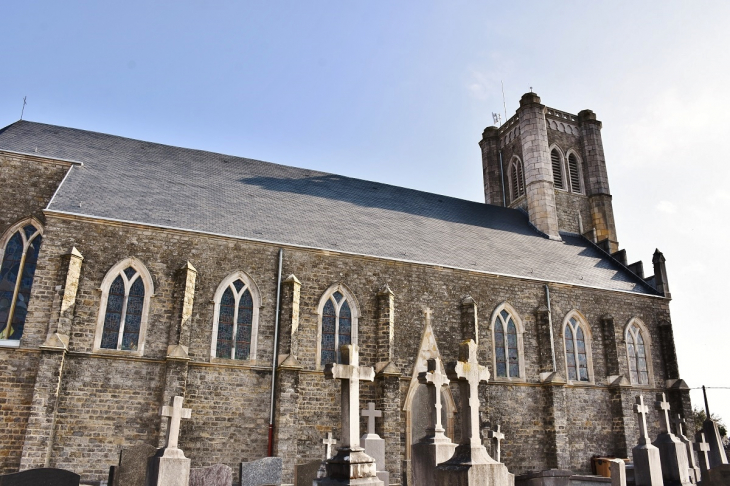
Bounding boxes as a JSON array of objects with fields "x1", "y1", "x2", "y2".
[{"x1": 0, "y1": 92, "x2": 691, "y2": 484}]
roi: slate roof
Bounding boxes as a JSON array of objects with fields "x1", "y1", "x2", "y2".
[{"x1": 0, "y1": 120, "x2": 656, "y2": 295}]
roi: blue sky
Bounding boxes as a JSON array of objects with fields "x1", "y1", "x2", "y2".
[{"x1": 2, "y1": 1, "x2": 729, "y2": 430}]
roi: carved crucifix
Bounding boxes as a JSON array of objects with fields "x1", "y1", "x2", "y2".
[{"x1": 324, "y1": 344, "x2": 375, "y2": 450}]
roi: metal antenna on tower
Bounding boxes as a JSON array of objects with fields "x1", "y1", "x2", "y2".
[
  {"x1": 501, "y1": 81, "x2": 507, "y2": 122},
  {"x1": 20, "y1": 96, "x2": 27, "y2": 120}
]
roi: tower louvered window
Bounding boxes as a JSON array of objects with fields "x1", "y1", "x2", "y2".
[
  {"x1": 551, "y1": 149, "x2": 564, "y2": 189},
  {"x1": 509, "y1": 160, "x2": 525, "y2": 203},
  {"x1": 0, "y1": 222, "x2": 42, "y2": 341},
  {"x1": 568, "y1": 154, "x2": 581, "y2": 193}
]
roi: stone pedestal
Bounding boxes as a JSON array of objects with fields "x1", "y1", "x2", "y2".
[
  {"x1": 314, "y1": 448, "x2": 383, "y2": 486},
  {"x1": 631, "y1": 443, "x2": 663, "y2": 486},
  {"x1": 412, "y1": 436, "x2": 456, "y2": 486},
  {"x1": 435, "y1": 446, "x2": 514, "y2": 486},
  {"x1": 609, "y1": 459, "x2": 626, "y2": 486},
  {"x1": 362, "y1": 434, "x2": 388, "y2": 486},
  {"x1": 146, "y1": 448, "x2": 191, "y2": 486},
  {"x1": 704, "y1": 464, "x2": 730, "y2": 486},
  {"x1": 652, "y1": 433, "x2": 690, "y2": 485}
]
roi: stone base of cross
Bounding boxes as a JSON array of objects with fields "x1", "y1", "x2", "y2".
[
  {"x1": 314, "y1": 345, "x2": 383, "y2": 486},
  {"x1": 146, "y1": 396, "x2": 192, "y2": 486},
  {"x1": 435, "y1": 340, "x2": 514, "y2": 486},
  {"x1": 652, "y1": 393, "x2": 691, "y2": 485}
]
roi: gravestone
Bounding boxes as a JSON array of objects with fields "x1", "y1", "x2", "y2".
[
  {"x1": 632, "y1": 396, "x2": 663, "y2": 486},
  {"x1": 0, "y1": 468, "x2": 80, "y2": 486},
  {"x1": 314, "y1": 345, "x2": 383, "y2": 486},
  {"x1": 189, "y1": 464, "x2": 232, "y2": 486},
  {"x1": 108, "y1": 443, "x2": 157, "y2": 486},
  {"x1": 412, "y1": 357, "x2": 455, "y2": 486},
  {"x1": 609, "y1": 459, "x2": 626, "y2": 486},
  {"x1": 704, "y1": 464, "x2": 730, "y2": 486},
  {"x1": 240, "y1": 457, "x2": 282, "y2": 486},
  {"x1": 694, "y1": 432, "x2": 710, "y2": 477},
  {"x1": 670, "y1": 413, "x2": 701, "y2": 484},
  {"x1": 703, "y1": 418, "x2": 729, "y2": 468},
  {"x1": 487, "y1": 425, "x2": 505, "y2": 463},
  {"x1": 146, "y1": 396, "x2": 192, "y2": 486},
  {"x1": 361, "y1": 402, "x2": 389, "y2": 485},
  {"x1": 294, "y1": 460, "x2": 322, "y2": 486},
  {"x1": 651, "y1": 393, "x2": 690, "y2": 485},
  {"x1": 435, "y1": 340, "x2": 514, "y2": 486}
]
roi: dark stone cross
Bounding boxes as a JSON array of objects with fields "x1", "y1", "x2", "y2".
[
  {"x1": 694, "y1": 433, "x2": 711, "y2": 473},
  {"x1": 654, "y1": 393, "x2": 672, "y2": 434}
]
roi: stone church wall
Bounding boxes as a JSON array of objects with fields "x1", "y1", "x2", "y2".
[{"x1": 3, "y1": 207, "x2": 682, "y2": 483}]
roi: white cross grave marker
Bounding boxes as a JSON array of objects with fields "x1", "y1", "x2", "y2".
[
  {"x1": 694, "y1": 433, "x2": 711, "y2": 472},
  {"x1": 362, "y1": 402, "x2": 382, "y2": 436},
  {"x1": 488, "y1": 425, "x2": 505, "y2": 463},
  {"x1": 324, "y1": 344, "x2": 375, "y2": 450},
  {"x1": 418, "y1": 357, "x2": 449, "y2": 438},
  {"x1": 445, "y1": 339, "x2": 490, "y2": 449},
  {"x1": 161, "y1": 396, "x2": 192, "y2": 451},
  {"x1": 323, "y1": 432, "x2": 337, "y2": 460},
  {"x1": 671, "y1": 413, "x2": 686, "y2": 438},
  {"x1": 655, "y1": 393, "x2": 672, "y2": 434},
  {"x1": 634, "y1": 396, "x2": 650, "y2": 446}
]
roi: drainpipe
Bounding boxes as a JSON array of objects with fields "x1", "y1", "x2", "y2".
[
  {"x1": 499, "y1": 150, "x2": 507, "y2": 207},
  {"x1": 545, "y1": 284, "x2": 557, "y2": 372},
  {"x1": 268, "y1": 248, "x2": 284, "y2": 457}
]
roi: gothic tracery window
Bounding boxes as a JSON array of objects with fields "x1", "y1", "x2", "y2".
[
  {"x1": 318, "y1": 285, "x2": 358, "y2": 368},
  {"x1": 564, "y1": 316, "x2": 591, "y2": 382},
  {"x1": 211, "y1": 272, "x2": 260, "y2": 361},
  {"x1": 96, "y1": 259, "x2": 153, "y2": 353},
  {"x1": 0, "y1": 221, "x2": 43, "y2": 342},
  {"x1": 492, "y1": 307, "x2": 523, "y2": 379},
  {"x1": 626, "y1": 321, "x2": 649, "y2": 385}
]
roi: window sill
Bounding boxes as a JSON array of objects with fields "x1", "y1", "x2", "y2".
[
  {"x1": 0, "y1": 339, "x2": 20, "y2": 348},
  {"x1": 490, "y1": 376, "x2": 526, "y2": 384},
  {"x1": 92, "y1": 347, "x2": 144, "y2": 357},
  {"x1": 210, "y1": 356, "x2": 258, "y2": 366}
]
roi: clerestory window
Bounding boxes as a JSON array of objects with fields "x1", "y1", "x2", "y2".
[
  {"x1": 0, "y1": 220, "x2": 43, "y2": 342},
  {"x1": 211, "y1": 271, "x2": 261, "y2": 361}
]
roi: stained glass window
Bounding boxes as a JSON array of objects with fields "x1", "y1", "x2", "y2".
[
  {"x1": 0, "y1": 223, "x2": 43, "y2": 341},
  {"x1": 320, "y1": 289, "x2": 355, "y2": 366},
  {"x1": 627, "y1": 322, "x2": 649, "y2": 385},
  {"x1": 494, "y1": 308, "x2": 520, "y2": 378},
  {"x1": 100, "y1": 265, "x2": 148, "y2": 352},
  {"x1": 495, "y1": 318, "x2": 506, "y2": 377},
  {"x1": 215, "y1": 278, "x2": 257, "y2": 360},
  {"x1": 565, "y1": 317, "x2": 589, "y2": 382}
]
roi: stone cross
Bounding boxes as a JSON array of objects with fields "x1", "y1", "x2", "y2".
[
  {"x1": 671, "y1": 413, "x2": 686, "y2": 438},
  {"x1": 694, "y1": 433, "x2": 711, "y2": 472},
  {"x1": 361, "y1": 402, "x2": 382, "y2": 436},
  {"x1": 488, "y1": 425, "x2": 505, "y2": 462},
  {"x1": 323, "y1": 344, "x2": 375, "y2": 450},
  {"x1": 654, "y1": 393, "x2": 672, "y2": 434},
  {"x1": 161, "y1": 396, "x2": 192, "y2": 450},
  {"x1": 323, "y1": 432, "x2": 337, "y2": 460},
  {"x1": 418, "y1": 357, "x2": 449, "y2": 437},
  {"x1": 445, "y1": 339, "x2": 490, "y2": 448},
  {"x1": 634, "y1": 396, "x2": 650, "y2": 445}
]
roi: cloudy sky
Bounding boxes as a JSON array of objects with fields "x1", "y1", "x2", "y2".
[{"x1": 2, "y1": 2, "x2": 729, "y2": 427}]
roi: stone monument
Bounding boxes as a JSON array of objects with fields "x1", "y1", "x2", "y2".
[
  {"x1": 435, "y1": 340, "x2": 514, "y2": 486},
  {"x1": 609, "y1": 459, "x2": 626, "y2": 486},
  {"x1": 651, "y1": 393, "x2": 690, "y2": 485},
  {"x1": 670, "y1": 413, "x2": 701, "y2": 484},
  {"x1": 109, "y1": 443, "x2": 157, "y2": 486},
  {"x1": 146, "y1": 396, "x2": 192, "y2": 486},
  {"x1": 412, "y1": 357, "x2": 456, "y2": 486},
  {"x1": 314, "y1": 344, "x2": 383, "y2": 486},
  {"x1": 632, "y1": 396, "x2": 663, "y2": 486},
  {"x1": 361, "y1": 402, "x2": 389, "y2": 485},
  {"x1": 487, "y1": 425, "x2": 505, "y2": 463},
  {"x1": 693, "y1": 432, "x2": 710, "y2": 477}
]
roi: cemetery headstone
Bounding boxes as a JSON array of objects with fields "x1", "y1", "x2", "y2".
[
  {"x1": 293, "y1": 460, "x2": 322, "y2": 486},
  {"x1": 671, "y1": 413, "x2": 701, "y2": 484},
  {"x1": 240, "y1": 457, "x2": 282, "y2": 486},
  {"x1": 412, "y1": 357, "x2": 456, "y2": 486},
  {"x1": 0, "y1": 468, "x2": 80, "y2": 486},
  {"x1": 108, "y1": 443, "x2": 157, "y2": 486},
  {"x1": 361, "y1": 402, "x2": 389, "y2": 485},
  {"x1": 694, "y1": 432, "x2": 710, "y2": 477},
  {"x1": 487, "y1": 425, "x2": 505, "y2": 463},
  {"x1": 632, "y1": 396, "x2": 663, "y2": 486},
  {"x1": 435, "y1": 340, "x2": 514, "y2": 486},
  {"x1": 609, "y1": 459, "x2": 626, "y2": 486},
  {"x1": 314, "y1": 344, "x2": 383, "y2": 486},
  {"x1": 189, "y1": 464, "x2": 232, "y2": 486},
  {"x1": 146, "y1": 396, "x2": 192, "y2": 486},
  {"x1": 703, "y1": 418, "x2": 729, "y2": 468},
  {"x1": 651, "y1": 393, "x2": 690, "y2": 485}
]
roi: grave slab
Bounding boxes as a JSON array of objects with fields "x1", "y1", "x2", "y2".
[
  {"x1": 294, "y1": 460, "x2": 323, "y2": 486},
  {"x1": 609, "y1": 459, "x2": 626, "y2": 486},
  {"x1": 189, "y1": 464, "x2": 233, "y2": 486},
  {"x1": 109, "y1": 443, "x2": 157, "y2": 486},
  {"x1": 0, "y1": 468, "x2": 80, "y2": 486},
  {"x1": 240, "y1": 457, "x2": 282, "y2": 486}
]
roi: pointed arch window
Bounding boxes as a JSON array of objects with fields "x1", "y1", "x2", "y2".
[
  {"x1": 94, "y1": 258, "x2": 153, "y2": 355},
  {"x1": 567, "y1": 153, "x2": 582, "y2": 193},
  {"x1": 626, "y1": 320, "x2": 650, "y2": 385},
  {"x1": 211, "y1": 271, "x2": 261, "y2": 361},
  {"x1": 491, "y1": 305, "x2": 525, "y2": 380},
  {"x1": 564, "y1": 315, "x2": 592, "y2": 382},
  {"x1": 508, "y1": 158, "x2": 525, "y2": 203},
  {"x1": 551, "y1": 149, "x2": 565, "y2": 190},
  {"x1": 317, "y1": 285, "x2": 359, "y2": 368},
  {"x1": 0, "y1": 221, "x2": 43, "y2": 342}
]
